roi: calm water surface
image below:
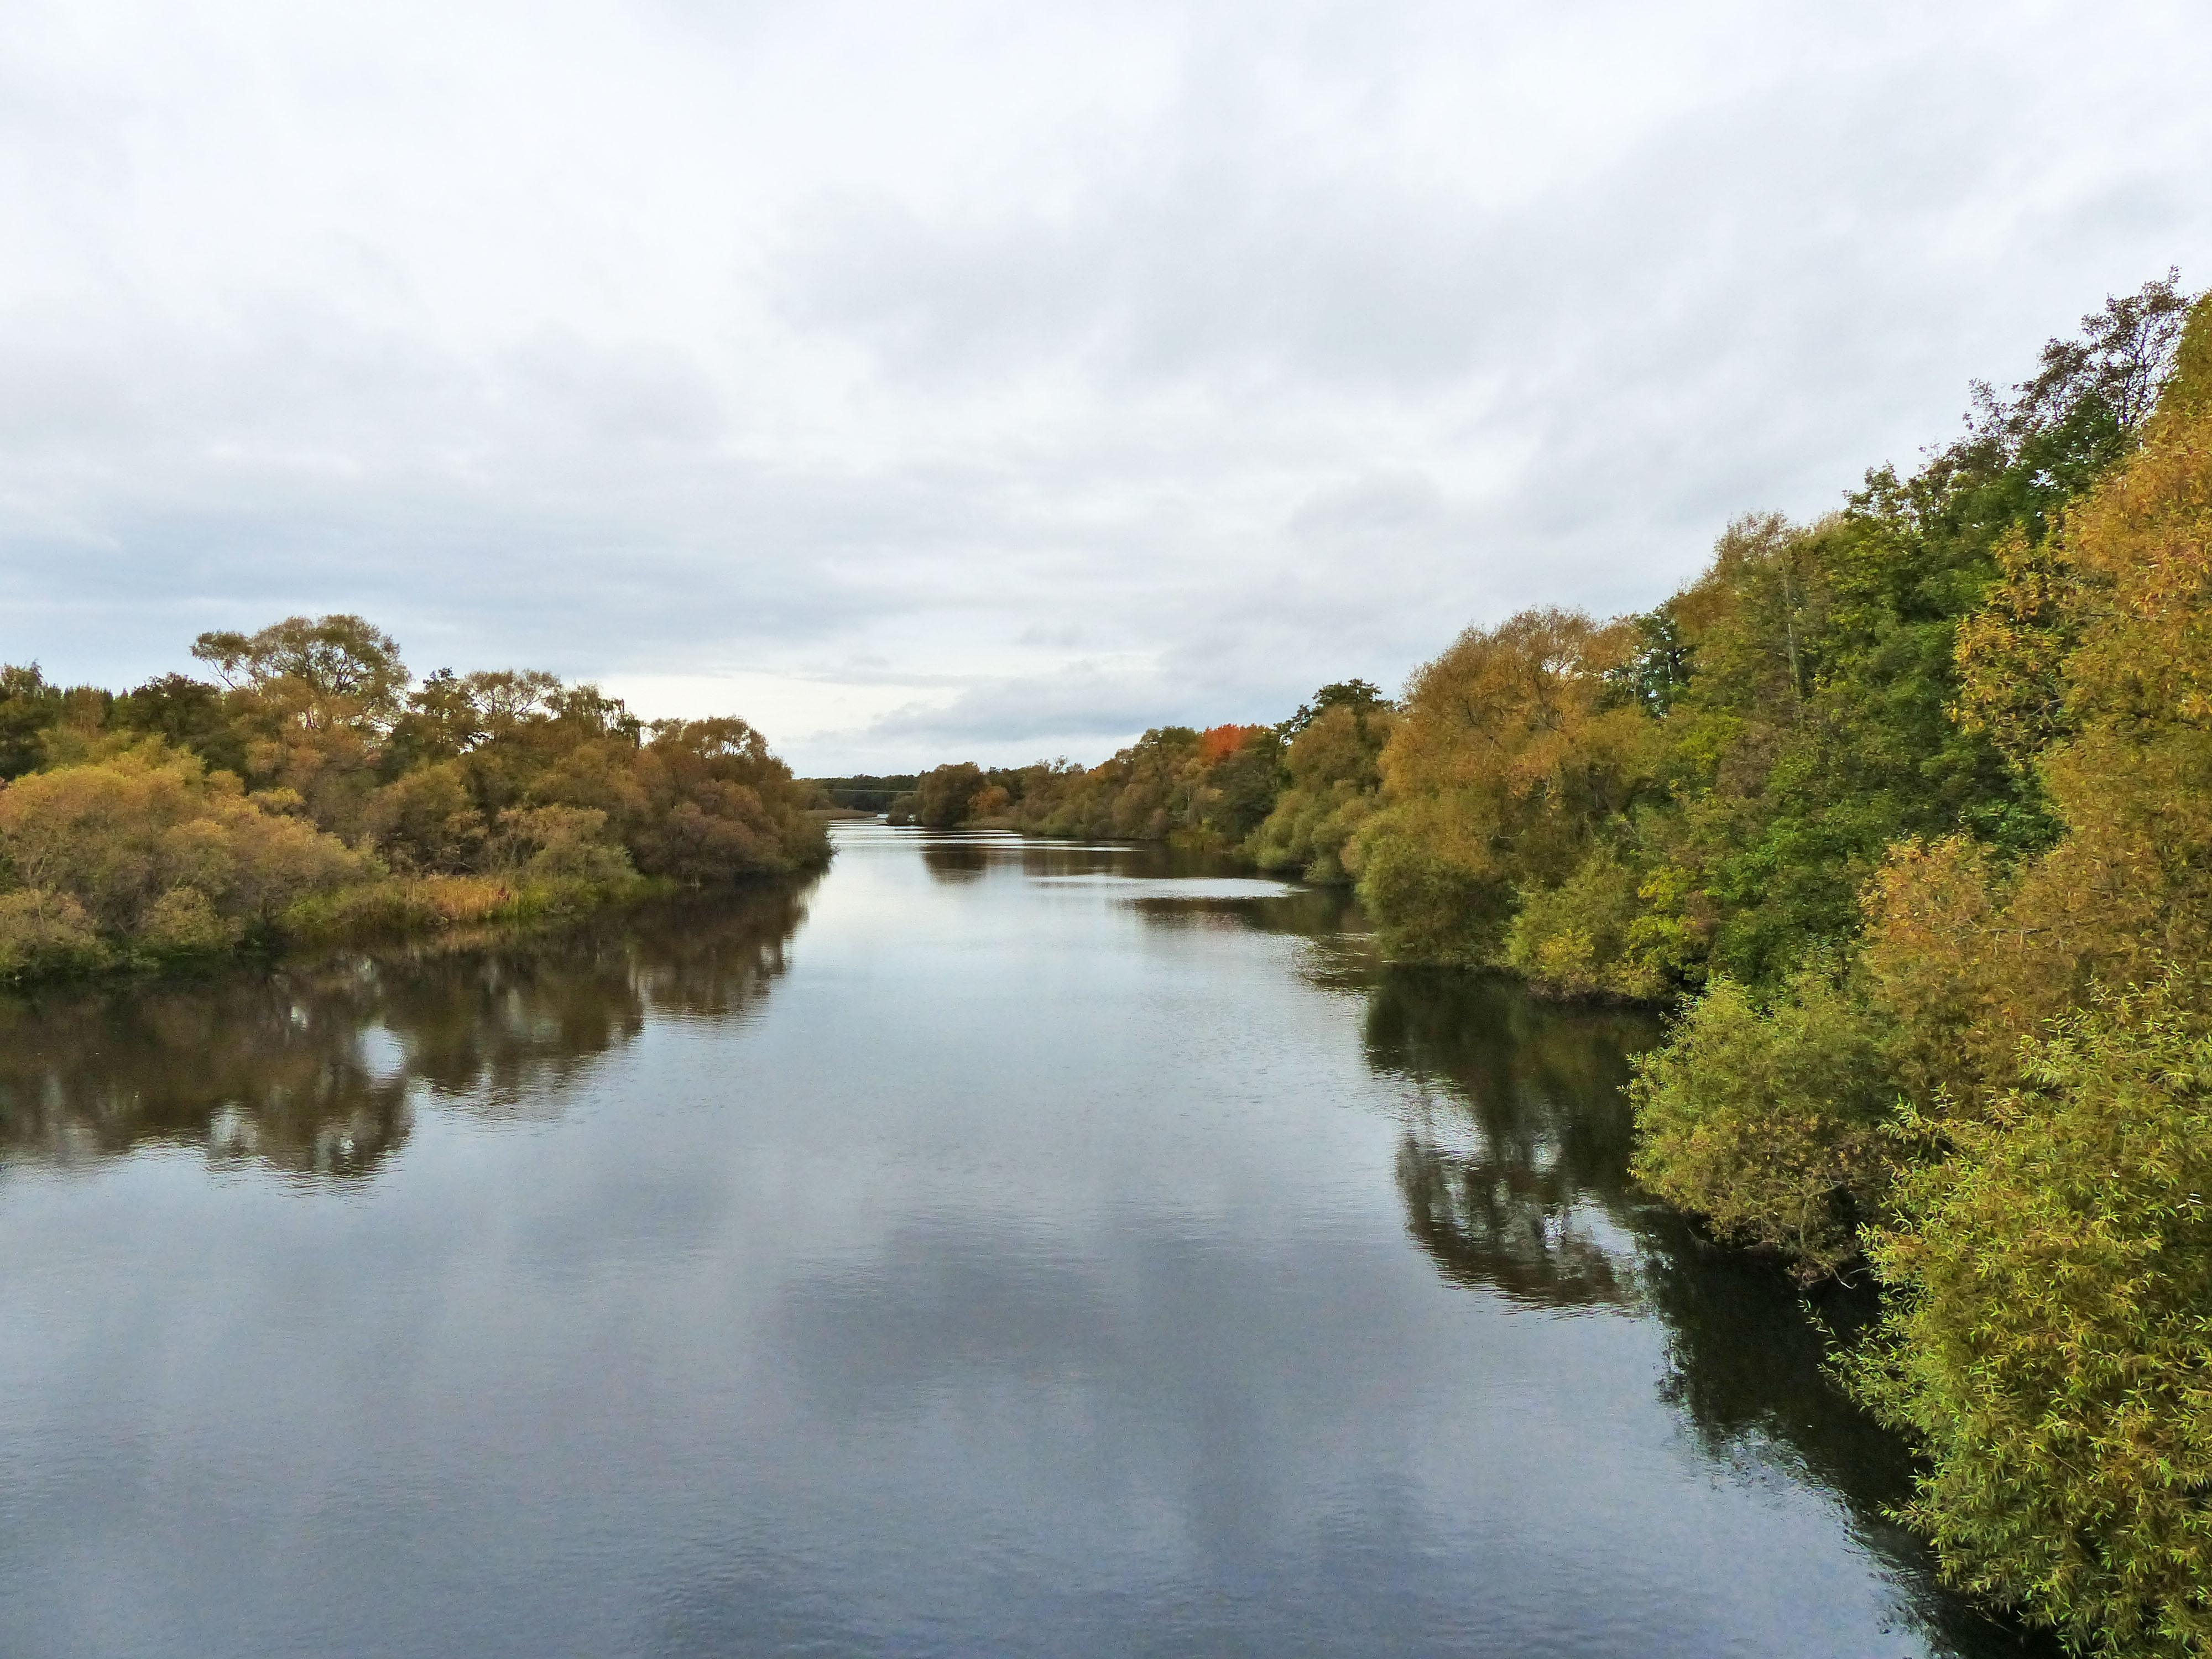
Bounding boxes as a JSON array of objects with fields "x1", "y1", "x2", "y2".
[{"x1": 0, "y1": 825, "x2": 2052, "y2": 1658}]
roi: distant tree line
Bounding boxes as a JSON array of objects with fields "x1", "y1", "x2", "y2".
[
  {"x1": 0, "y1": 620, "x2": 828, "y2": 979},
  {"x1": 882, "y1": 679, "x2": 1391, "y2": 875},
  {"x1": 808, "y1": 774, "x2": 919, "y2": 812},
  {"x1": 896, "y1": 275, "x2": 2212, "y2": 1657}
]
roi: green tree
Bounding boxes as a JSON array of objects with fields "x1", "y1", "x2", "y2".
[
  {"x1": 1249, "y1": 698, "x2": 1391, "y2": 882},
  {"x1": 1282, "y1": 679, "x2": 1389, "y2": 734},
  {"x1": 0, "y1": 665, "x2": 62, "y2": 781},
  {"x1": 1852, "y1": 977, "x2": 2212, "y2": 1657},
  {"x1": 1629, "y1": 957, "x2": 1896, "y2": 1279},
  {"x1": 913, "y1": 761, "x2": 987, "y2": 830},
  {"x1": 111, "y1": 674, "x2": 250, "y2": 777},
  {"x1": 1861, "y1": 289, "x2": 2212, "y2": 1115}
]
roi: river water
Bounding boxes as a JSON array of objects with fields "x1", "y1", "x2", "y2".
[{"x1": 0, "y1": 824, "x2": 2052, "y2": 1658}]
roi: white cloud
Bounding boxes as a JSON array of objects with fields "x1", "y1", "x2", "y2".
[{"x1": 1, "y1": 0, "x2": 2207, "y2": 770}]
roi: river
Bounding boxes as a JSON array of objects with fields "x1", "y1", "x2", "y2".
[{"x1": 0, "y1": 823, "x2": 2053, "y2": 1657}]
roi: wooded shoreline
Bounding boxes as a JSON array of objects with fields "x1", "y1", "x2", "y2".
[{"x1": 839, "y1": 279, "x2": 2212, "y2": 1658}]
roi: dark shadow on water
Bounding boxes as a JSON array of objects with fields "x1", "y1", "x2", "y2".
[
  {"x1": 1634, "y1": 1213, "x2": 2062, "y2": 1656},
  {"x1": 901, "y1": 826, "x2": 1297, "y2": 890},
  {"x1": 0, "y1": 878, "x2": 815, "y2": 1181},
  {"x1": 1121, "y1": 888, "x2": 1361, "y2": 941}
]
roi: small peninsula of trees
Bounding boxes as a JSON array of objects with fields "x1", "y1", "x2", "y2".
[
  {"x1": 0, "y1": 618, "x2": 828, "y2": 979},
  {"x1": 894, "y1": 274, "x2": 2212, "y2": 1656}
]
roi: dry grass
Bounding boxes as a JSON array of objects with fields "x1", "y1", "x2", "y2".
[{"x1": 280, "y1": 872, "x2": 655, "y2": 943}]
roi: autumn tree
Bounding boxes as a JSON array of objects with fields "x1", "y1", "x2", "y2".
[
  {"x1": 0, "y1": 613, "x2": 829, "y2": 981},
  {"x1": 190, "y1": 614, "x2": 410, "y2": 833},
  {"x1": 192, "y1": 613, "x2": 409, "y2": 732},
  {"x1": 1354, "y1": 609, "x2": 1654, "y2": 963},
  {"x1": 1864, "y1": 289, "x2": 2212, "y2": 1109},
  {"x1": 1250, "y1": 696, "x2": 1392, "y2": 882},
  {"x1": 913, "y1": 762, "x2": 987, "y2": 830},
  {"x1": 0, "y1": 742, "x2": 366, "y2": 972}
]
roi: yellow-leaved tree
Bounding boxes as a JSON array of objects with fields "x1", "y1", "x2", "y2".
[
  {"x1": 0, "y1": 743, "x2": 366, "y2": 976},
  {"x1": 1354, "y1": 609, "x2": 1656, "y2": 963}
]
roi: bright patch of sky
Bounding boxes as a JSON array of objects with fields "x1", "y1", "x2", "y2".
[{"x1": 2, "y1": 0, "x2": 2208, "y2": 771}]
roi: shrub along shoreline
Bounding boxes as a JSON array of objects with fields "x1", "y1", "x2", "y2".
[{"x1": 875, "y1": 276, "x2": 2212, "y2": 1657}]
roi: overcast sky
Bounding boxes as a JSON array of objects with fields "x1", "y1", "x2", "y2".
[{"x1": 2, "y1": 0, "x2": 2207, "y2": 773}]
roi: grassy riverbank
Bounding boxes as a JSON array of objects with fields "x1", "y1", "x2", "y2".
[
  {"x1": 280, "y1": 869, "x2": 680, "y2": 943},
  {"x1": 2, "y1": 868, "x2": 687, "y2": 985}
]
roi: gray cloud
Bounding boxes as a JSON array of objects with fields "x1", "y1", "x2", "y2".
[{"x1": 1, "y1": 0, "x2": 2206, "y2": 771}]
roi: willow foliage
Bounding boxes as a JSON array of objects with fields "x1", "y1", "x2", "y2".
[
  {"x1": 1627, "y1": 959, "x2": 1895, "y2": 1278},
  {"x1": 1834, "y1": 293, "x2": 2212, "y2": 1655},
  {"x1": 1852, "y1": 979, "x2": 2212, "y2": 1657}
]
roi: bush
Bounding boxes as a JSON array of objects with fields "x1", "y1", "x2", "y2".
[
  {"x1": 491, "y1": 805, "x2": 635, "y2": 884},
  {"x1": 1851, "y1": 978, "x2": 2212, "y2": 1657},
  {"x1": 1629, "y1": 958, "x2": 1896, "y2": 1279},
  {"x1": 1248, "y1": 703, "x2": 1389, "y2": 883},
  {"x1": 622, "y1": 719, "x2": 831, "y2": 879},
  {"x1": 138, "y1": 885, "x2": 242, "y2": 957},
  {"x1": 0, "y1": 744, "x2": 366, "y2": 946},
  {"x1": 912, "y1": 763, "x2": 985, "y2": 830},
  {"x1": 364, "y1": 761, "x2": 487, "y2": 873},
  {"x1": 1505, "y1": 847, "x2": 1687, "y2": 1001},
  {"x1": 0, "y1": 889, "x2": 107, "y2": 979},
  {"x1": 1352, "y1": 798, "x2": 1515, "y2": 964}
]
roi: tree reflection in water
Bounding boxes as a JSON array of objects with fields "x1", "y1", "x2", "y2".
[
  {"x1": 0, "y1": 879, "x2": 813, "y2": 1181},
  {"x1": 1365, "y1": 968, "x2": 1657, "y2": 1313},
  {"x1": 1126, "y1": 879, "x2": 1658, "y2": 1314},
  {"x1": 919, "y1": 837, "x2": 995, "y2": 882}
]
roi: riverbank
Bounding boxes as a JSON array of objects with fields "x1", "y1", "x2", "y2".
[
  {"x1": 279, "y1": 869, "x2": 675, "y2": 945},
  {"x1": 863, "y1": 286, "x2": 2212, "y2": 1654}
]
